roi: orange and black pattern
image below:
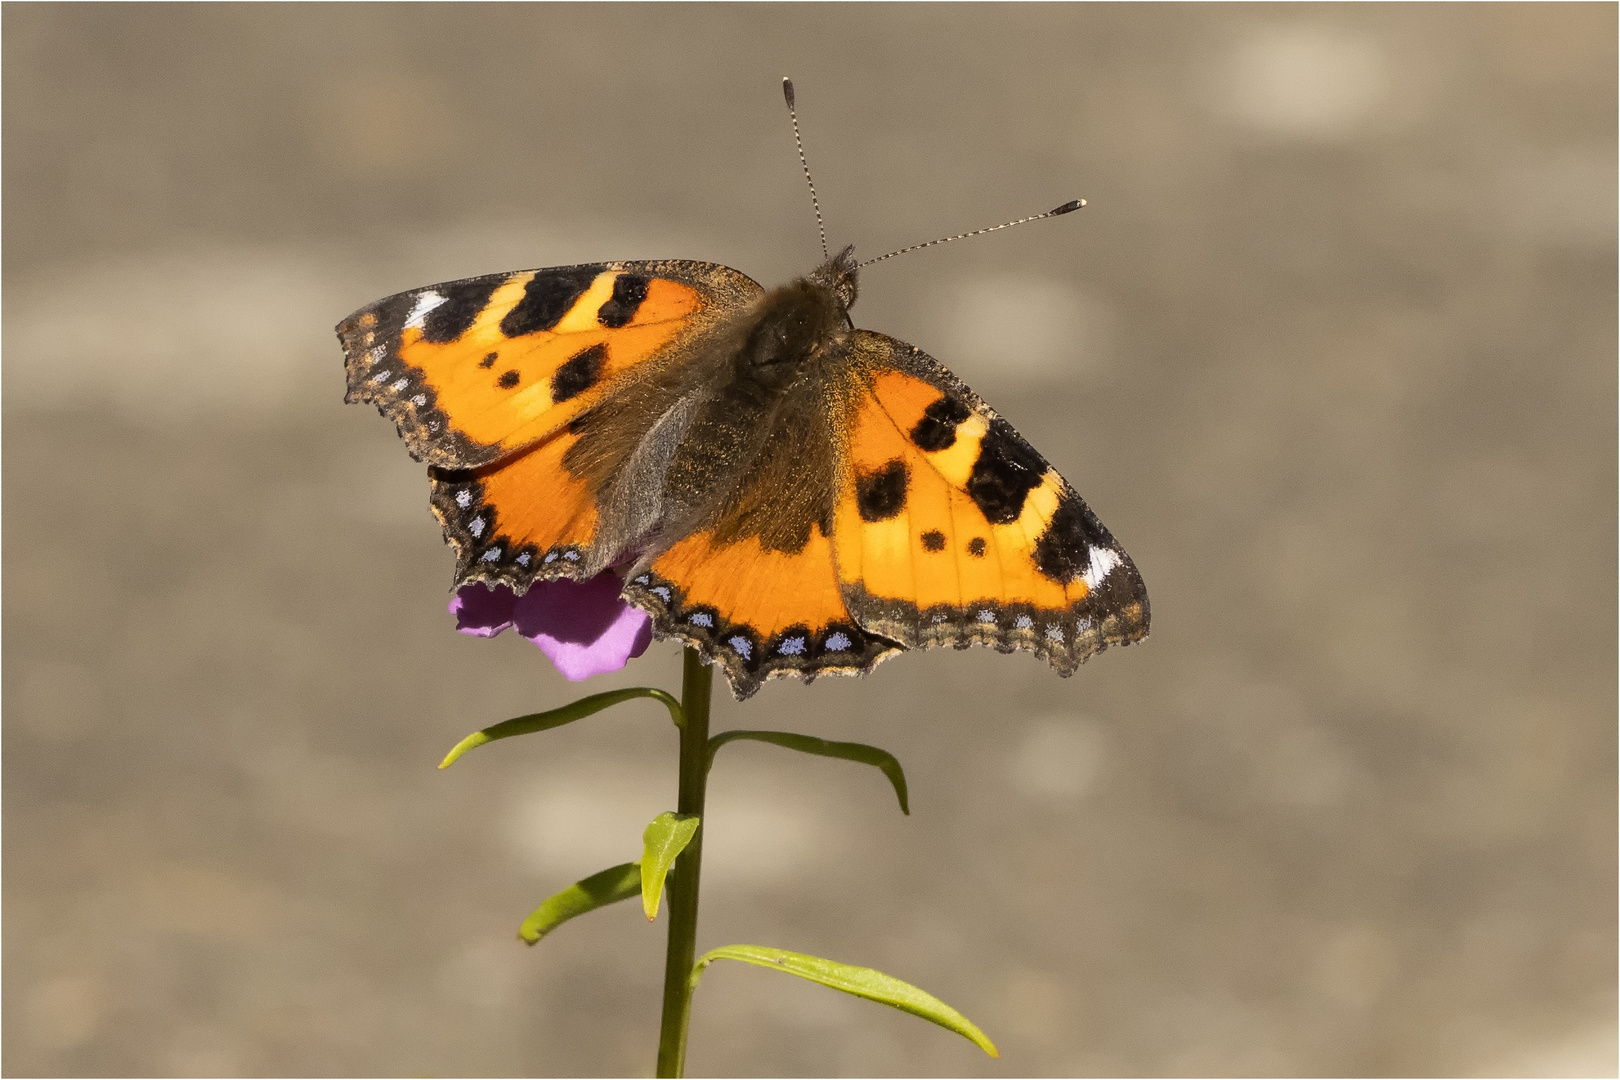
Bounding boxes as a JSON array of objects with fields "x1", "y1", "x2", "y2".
[
  {"x1": 621, "y1": 528, "x2": 898, "y2": 696},
  {"x1": 426, "y1": 428, "x2": 604, "y2": 588},
  {"x1": 338, "y1": 260, "x2": 760, "y2": 468},
  {"x1": 835, "y1": 331, "x2": 1149, "y2": 676},
  {"x1": 341, "y1": 247, "x2": 1148, "y2": 699}
]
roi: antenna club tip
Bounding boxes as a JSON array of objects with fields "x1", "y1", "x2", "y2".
[
  {"x1": 782, "y1": 78, "x2": 796, "y2": 107},
  {"x1": 1051, "y1": 199, "x2": 1086, "y2": 216}
]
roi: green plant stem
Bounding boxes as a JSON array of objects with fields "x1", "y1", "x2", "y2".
[{"x1": 655, "y1": 648, "x2": 713, "y2": 1078}]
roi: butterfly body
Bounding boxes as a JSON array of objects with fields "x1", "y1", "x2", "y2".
[{"x1": 341, "y1": 246, "x2": 1148, "y2": 698}]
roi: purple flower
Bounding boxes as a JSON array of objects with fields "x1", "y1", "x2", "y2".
[{"x1": 450, "y1": 573, "x2": 653, "y2": 681}]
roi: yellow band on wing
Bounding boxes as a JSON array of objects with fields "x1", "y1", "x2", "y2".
[
  {"x1": 921, "y1": 414, "x2": 988, "y2": 487},
  {"x1": 552, "y1": 272, "x2": 624, "y2": 334}
]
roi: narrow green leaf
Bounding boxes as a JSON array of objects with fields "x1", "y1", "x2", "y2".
[
  {"x1": 640, "y1": 812, "x2": 700, "y2": 920},
  {"x1": 439, "y1": 687, "x2": 684, "y2": 769},
  {"x1": 691, "y1": 944, "x2": 997, "y2": 1058},
  {"x1": 707, "y1": 730, "x2": 910, "y2": 814},
  {"x1": 518, "y1": 862, "x2": 642, "y2": 945}
]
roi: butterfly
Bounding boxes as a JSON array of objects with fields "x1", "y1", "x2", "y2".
[{"x1": 338, "y1": 86, "x2": 1149, "y2": 700}]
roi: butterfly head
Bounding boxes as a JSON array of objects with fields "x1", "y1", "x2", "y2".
[
  {"x1": 809, "y1": 243, "x2": 859, "y2": 316},
  {"x1": 743, "y1": 248, "x2": 857, "y2": 383}
]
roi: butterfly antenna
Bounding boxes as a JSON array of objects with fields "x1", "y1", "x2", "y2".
[
  {"x1": 858, "y1": 199, "x2": 1086, "y2": 268},
  {"x1": 782, "y1": 78, "x2": 829, "y2": 261}
]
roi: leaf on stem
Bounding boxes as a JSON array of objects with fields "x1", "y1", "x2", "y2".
[
  {"x1": 518, "y1": 862, "x2": 642, "y2": 945},
  {"x1": 707, "y1": 730, "x2": 910, "y2": 814},
  {"x1": 640, "y1": 812, "x2": 700, "y2": 920},
  {"x1": 438, "y1": 687, "x2": 684, "y2": 768},
  {"x1": 690, "y1": 945, "x2": 998, "y2": 1057}
]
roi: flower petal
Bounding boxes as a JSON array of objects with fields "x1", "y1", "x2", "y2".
[
  {"x1": 512, "y1": 573, "x2": 654, "y2": 681},
  {"x1": 450, "y1": 583, "x2": 518, "y2": 637}
]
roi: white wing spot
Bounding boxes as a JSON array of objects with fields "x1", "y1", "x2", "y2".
[
  {"x1": 562, "y1": 550, "x2": 581, "y2": 561},
  {"x1": 371, "y1": 369, "x2": 393, "y2": 384},
  {"x1": 468, "y1": 517, "x2": 485, "y2": 538},
  {"x1": 1081, "y1": 546, "x2": 1122, "y2": 590},
  {"x1": 824, "y1": 632, "x2": 851, "y2": 651},
  {"x1": 427, "y1": 420, "x2": 440, "y2": 432},
  {"x1": 778, "y1": 635, "x2": 807, "y2": 655},
  {"x1": 728, "y1": 636, "x2": 753, "y2": 660},
  {"x1": 543, "y1": 552, "x2": 559, "y2": 564},
  {"x1": 1045, "y1": 625, "x2": 1065, "y2": 642},
  {"x1": 454, "y1": 489, "x2": 473, "y2": 508},
  {"x1": 634, "y1": 575, "x2": 650, "y2": 585},
  {"x1": 931, "y1": 613, "x2": 949, "y2": 624},
  {"x1": 688, "y1": 612, "x2": 714, "y2": 628},
  {"x1": 411, "y1": 394, "x2": 427, "y2": 407},
  {"x1": 976, "y1": 609, "x2": 996, "y2": 623},
  {"x1": 651, "y1": 586, "x2": 672, "y2": 602},
  {"x1": 403, "y1": 290, "x2": 448, "y2": 330},
  {"x1": 1076, "y1": 617, "x2": 1093, "y2": 633},
  {"x1": 391, "y1": 378, "x2": 409, "y2": 392},
  {"x1": 479, "y1": 548, "x2": 502, "y2": 562},
  {"x1": 516, "y1": 552, "x2": 531, "y2": 566},
  {"x1": 1015, "y1": 614, "x2": 1034, "y2": 629},
  {"x1": 367, "y1": 346, "x2": 386, "y2": 365}
]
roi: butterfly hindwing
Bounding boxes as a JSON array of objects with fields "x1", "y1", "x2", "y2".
[
  {"x1": 834, "y1": 330, "x2": 1149, "y2": 674},
  {"x1": 338, "y1": 260, "x2": 762, "y2": 469},
  {"x1": 623, "y1": 527, "x2": 897, "y2": 700},
  {"x1": 428, "y1": 425, "x2": 603, "y2": 588}
]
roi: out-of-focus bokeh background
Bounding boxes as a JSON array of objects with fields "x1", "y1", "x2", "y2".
[{"x1": 4, "y1": 5, "x2": 1615, "y2": 1077}]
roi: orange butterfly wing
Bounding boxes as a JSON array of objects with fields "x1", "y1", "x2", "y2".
[
  {"x1": 622, "y1": 526, "x2": 897, "y2": 699},
  {"x1": 336, "y1": 261, "x2": 762, "y2": 588},
  {"x1": 338, "y1": 260, "x2": 760, "y2": 469},
  {"x1": 833, "y1": 330, "x2": 1149, "y2": 674},
  {"x1": 427, "y1": 426, "x2": 604, "y2": 587},
  {"x1": 615, "y1": 329, "x2": 1147, "y2": 698}
]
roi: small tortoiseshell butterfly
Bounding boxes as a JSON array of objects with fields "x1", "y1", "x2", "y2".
[{"x1": 339, "y1": 81, "x2": 1149, "y2": 699}]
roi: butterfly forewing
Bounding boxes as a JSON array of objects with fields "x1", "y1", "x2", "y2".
[
  {"x1": 833, "y1": 331, "x2": 1149, "y2": 673},
  {"x1": 338, "y1": 260, "x2": 761, "y2": 469}
]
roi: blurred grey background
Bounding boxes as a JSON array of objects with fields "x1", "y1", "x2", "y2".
[{"x1": 4, "y1": 5, "x2": 1615, "y2": 1077}]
